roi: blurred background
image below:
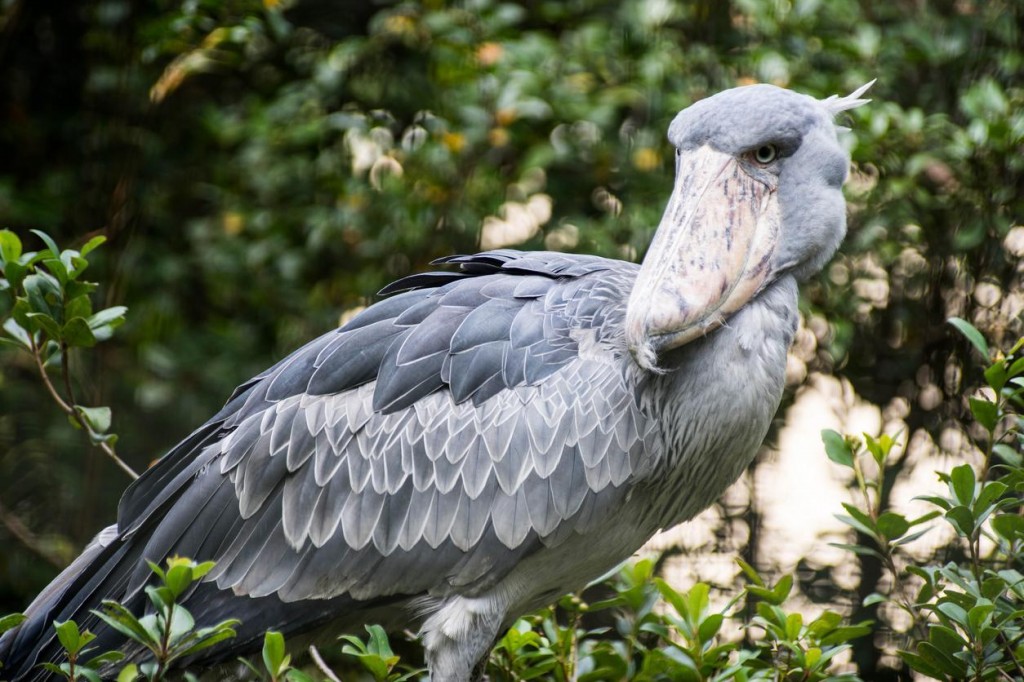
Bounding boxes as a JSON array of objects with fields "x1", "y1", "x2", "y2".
[{"x1": 0, "y1": 0, "x2": 1021, "y2": 678}]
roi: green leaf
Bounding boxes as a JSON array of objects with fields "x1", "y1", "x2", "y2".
[
  {"x1": 748, "y1": 575, "x2": 793, "y2": 606},
  {"x1": 263, "y1": 630, "x2": 286, "y2": 675},
  {"x1": 87, "y1": 305, "x2": 127, "y2": 329},
  {"x1": 892, "y1": 527, "x2": 934, "y2": 546},
  {"x1": 165, "y1": 563, "x2": 195, "y2": 599},
  {"x1": 948, "y1": 317, "x2": 989, "y2": 358},
  {"x1": 829, "y1": 542, "x2": 885, "y2": 561},
  {"x1": 921, "y1": 638, "x2": 966, "y2": 675},
  {"x1": 1008, "y1": 352, "x2": 1024, "y2": 373},
  {"x1": 61, "y1": 251, "x2": 89, "y2": 281},
  {"x1": 365, "y1": 624, "x2": 394, "y2": 658},
  {"x1": 0, "y1": 229, "x2": 21, "y2": 264},
  {"x1": 146, "y1": 559, "x2": 166, "y2": 582},
  {"x1": 54, "y1": 620, "x2": 82, "y2": 654},
  {"x1": 655, "y1": 578, "x2": 688, "y2": 622},
  {"x1": 945, "y1": 505, "x2": 976, "y2": 537},
  {"x1": 0, "y1": 613, "x2": 27, "y2": 635},
  {"x1": 88, "y1": 305, "x2": 128, "y2": 341},
  {"x1": 967, "y1": 601, "x2": 994, "y2": 634},
  {"x1": 25, "y1": 312, "x2": 61, "y2": 340},
  {"x1": 41, "y1": 257, "x2": 68, "y2": 286},
  {"x1": 936, "y1": 600, "x2": 970, "y2": 627},
  {"x1": 697, "y1": 613, "x2": 723, "y2": 644},
  {"x1": 116, "y1": 663, "x2": 139, "y2": 682},
  {"x1": 929, "y1": 624, "x2": 967, "y2": 652},
  {"x1": 62, "y1": 317, "x2": 97, "y2": 347},
  {"x1": 167, "y1": 605, "x2": 196, "y2": 645},
  {"x1": 78, "y1": 669, "x2": 104, "y2": 682},
  {"x1": 80, "y1": 235, "x2": 107, "y2": 257},
  {"x1": 819, "y1": 623, "x2": 872, "y2": 646},
  {"x1": 821, "y1": 429, "x2": 854, "y2": 467},
  {"x1": 3, "y1": 259, "x2": 26, "y2": 289},
  {"x1": 981, "y1": 577, "x2": 1008, "y2": 602},
  {"x1": 2, "y1": 317, "x2": 33, "y2": 350},
  {"x1": 64, "y1": 293, "x2": 93, "y2": 322},
  {"x1": 908, "y1": 510, "x2": 943, "y2": 527},
  {"x1": 950, "y1": 464, "x2": 976, "y2": 505},
  {"x1": 350, "y1": 653, "x2": 393, "y2": 681},
  {"x1": 899, "y1": 650, "x2": 946, "y2": 679},
  {"x1": 23, "y1": 271, "x2": 63, "y2": 320},
  {"x1": 75, "y1": 405, "x2": 112, "y2": 435},
  {"x1": 969, "y1": 397, "x2": 998, "y2": 432},
  {"x1": 92, "y1": 602, "x2": 155, "y2": 646},
  {"x1": 862, "y1": 593, "x2": 886, "y2": 607},
  {"x1": 173, "y1": 622, "x2": 239, "y2": 658},
  {"x1": 974, "y1": 480, "x2": 1007, "y2": 516},
  {"x1": 734, "y1": 557, "x2": 764, "y2": 587},
  {"x1": 992, "y1": 443, "x2": 1023, "y2": 466},
  {"x1": 40, "y1": 662, "x2": 70, "y2": 676},
  {"x1": 784, "y1": 612, "x2": 803, "y2": 640},
  {"x1": 145, "y1": 584, "x2": 173, "y2": 611},
  {"x1": 137, "y1": 613, "x2": 162, "y2": 643},
  {"x1": 30, "y1": 230, "x2": 60, "y2": 259},
  {"x1": 915, "y1": 494, "x2": 952, "y2": 511},
  {"x1": 985, "y1": 361, "x2": 1009, "y2": 393},
  {"x1": 86, "y1": 650, "x2": 126, "y2": 667},
  {"x1": 992, "y1": 514, "x2": 1024, "y2": 541},
  {"x1": 876, "y1": 512, "x2": 910, "y2": 540},
  {"x1": 64, "y1": 280, "x2": 97, "y2": 300},
  {"x1": 835, "y1": 511, "x2": 877, "y2": 540},
  {"x1": 862, "y1": 433, "x2": 895, "y2": 467},
  {"x1": 339, "y1": 634, "x2": 368, "y2": 655},
  {"x1": 685, "y1": 582, "x2": 710, "y2": 622},
  {"x1": 772, "y1": 575, "x2": 794, "y2": 603},
  {"x1": 191, "y1": 561, "x2": 216, "y2": 581}
]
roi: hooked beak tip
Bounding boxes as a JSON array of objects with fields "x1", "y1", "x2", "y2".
[{"x1": 628, "y1": 340, "x2": 661, "y2": 373}]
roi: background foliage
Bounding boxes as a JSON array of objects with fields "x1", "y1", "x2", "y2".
[{"x1": 0, "y1": 0, "x2": 1022, "y2": 678}]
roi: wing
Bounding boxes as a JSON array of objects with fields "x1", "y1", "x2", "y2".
[
  {"x1": 1, "y1": 251, "x2": 656, "y2": 673},
  {"x1": 147, "y1": 250, "x2": 652, "y2": 599}
]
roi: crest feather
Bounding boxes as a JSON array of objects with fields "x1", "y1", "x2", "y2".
[{"x1": 822, "y1": 79, "x2": 876, "y2": 115}]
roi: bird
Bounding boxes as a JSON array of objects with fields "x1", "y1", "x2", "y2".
[{"x1": 0, "y1": 81, "x2": 871, "y2": 681}]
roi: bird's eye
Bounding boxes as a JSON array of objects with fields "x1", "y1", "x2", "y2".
[{"x1": 753, "y1": 144, "x2": 778, "y2": 165}]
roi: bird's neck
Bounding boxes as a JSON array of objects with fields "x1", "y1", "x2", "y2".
[{"x1": 637, "y1": 275, "x2": 799, "y2": 527}]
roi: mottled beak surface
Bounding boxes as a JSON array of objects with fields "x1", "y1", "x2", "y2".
[{"x1": 626, "y1": 145, "x2": 782, "y2": 370}]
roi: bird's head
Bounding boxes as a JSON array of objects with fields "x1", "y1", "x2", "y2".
[{"x1": 626, "y1": 81, "x2": 873, "y2": 371}]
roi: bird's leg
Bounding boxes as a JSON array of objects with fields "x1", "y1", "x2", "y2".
[{"x1": 420, "y1": 595, "x2": 506, "y2": 681}]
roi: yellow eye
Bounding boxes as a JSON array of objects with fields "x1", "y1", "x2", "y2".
[{"x1": 753, "y1": 144, "x2": 778, "y2": 164}]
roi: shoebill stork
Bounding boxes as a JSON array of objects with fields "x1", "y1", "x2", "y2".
[{"x1": 0, "y1": 82, "x2": 871, "y2": 680}]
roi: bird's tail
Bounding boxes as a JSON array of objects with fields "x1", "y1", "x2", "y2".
[{"x1": 0, "y1": 526, "x2": 126, "y2": 681}]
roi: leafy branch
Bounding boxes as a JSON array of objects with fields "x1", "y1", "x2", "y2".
[
  {"x1": 92, "y1": 558, "x2": 239, "y2": 681},
  {"x1": 0, "y1": 229, "x2": 135, "y2": 479},
  {"x1": 826, "y1": 320, "x2": 1024, "y2": 681}
]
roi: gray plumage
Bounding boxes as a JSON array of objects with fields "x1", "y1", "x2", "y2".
[{"x1": 0, "y1": 81, "x2": 870, "y2": 681}]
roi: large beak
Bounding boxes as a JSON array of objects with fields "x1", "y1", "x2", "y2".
[{"x1": 626, "y1": 145, "x2": 781, "y2": 371}]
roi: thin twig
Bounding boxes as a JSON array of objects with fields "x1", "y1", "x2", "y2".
[
  {"x1": 0, "y1": 498, "x2": 66, "y2": 569},
  {"x1": 30, "y1": 337, "x2": 73, "y2": 412},
  {"x1": 309, "y1": 645, "x2": 343, "y2": 682},
  {"x1": 998, "y1": 630, "x2": 1024, "y2": 681},
  {"x1": 60, "y1": 341, "x2": 79, "y2": 411},
  {"x1": 29, "y1": 337, "x2": 138, "y2": 479}
]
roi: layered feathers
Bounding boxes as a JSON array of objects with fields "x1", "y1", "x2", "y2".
[{"x1": 0, "y1": 250, "x2": 657, "y2": 676}]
